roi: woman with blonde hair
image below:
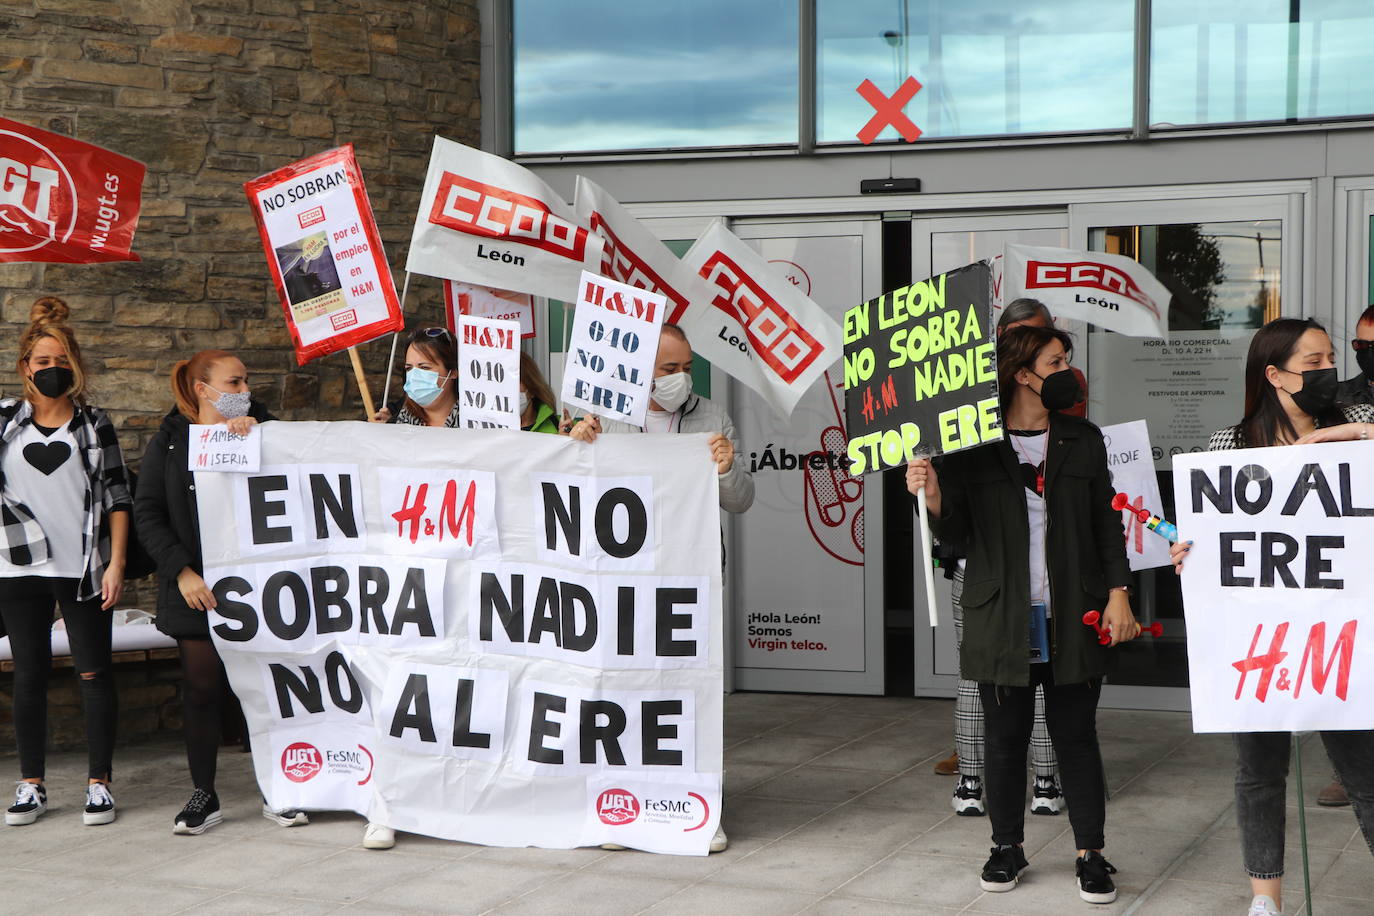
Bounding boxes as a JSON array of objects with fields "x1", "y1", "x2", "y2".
[
  {"x1": 1, "y1": 297, "x2": 131, "y2": 828},
  {"x1": 134, "y1": 349, "x2": 304, "y2": 835}
]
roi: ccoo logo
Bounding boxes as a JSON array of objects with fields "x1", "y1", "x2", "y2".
[
  {"x1": 280, "y1": 742, "x2": 323, "y2": 783},
  {"x1": 596, "y1": 788, "x2": 640, "y2": 826},
  {"x1": 0, "y1": 128, "x2": 76, "y2": 254}
]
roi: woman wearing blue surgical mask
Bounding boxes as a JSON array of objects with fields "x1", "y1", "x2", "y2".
[
  {"x1": 134, "y1": 350, "x2": 299, "y2": 836},
  {"x1": 371, "y1": 327, "x2": 460, "y2": 427}
]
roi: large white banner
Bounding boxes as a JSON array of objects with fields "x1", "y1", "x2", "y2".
[
  {"x1": 1174, "y1": 442, "x2": 1374, "y2": 733},
  {"x1": 195, "y1": 422, "x2": 723, "y2": 855},
  {"x1": 1004, "y1": 244, "x2": 1170, "y2": 338},
  {"x1": 407, "y1": 137, "x2": 604, "y2": 301}
]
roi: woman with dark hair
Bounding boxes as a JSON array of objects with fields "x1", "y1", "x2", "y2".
[
  {"x1": 1, "y1": 297, "x2": 131, "y2": 828},
  {"x1": 371, "y1": 327, "x2": 460, "y2": 427},
  {"x1": 518, "y1": 352, "x2": 561, "y2": 434},
  {"x1": 1170, "y1": 318, "x2": 1374, "y2": 916},
  {"x1": 135, "y1": 350, "x2": 306, "y2": 835},
  {"x1": 907, "y1": 324, "x2": 1139, "y2": 904}
]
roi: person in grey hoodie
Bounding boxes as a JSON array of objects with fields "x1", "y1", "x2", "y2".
[
  {"x1": 569, "y1": 323, "x2": 753, "y2": 515},
  {"x1": 569, "y1": 323, "x2": 753, "y2": 853}
]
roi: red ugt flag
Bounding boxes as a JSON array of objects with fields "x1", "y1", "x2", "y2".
[{"x1": 0, "y1": 117, "x2": 145, "y2": 264}]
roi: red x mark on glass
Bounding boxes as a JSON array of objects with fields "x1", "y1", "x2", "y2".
[{"x1": 856, "y1": 76, "x2": 923, "y2": 144}]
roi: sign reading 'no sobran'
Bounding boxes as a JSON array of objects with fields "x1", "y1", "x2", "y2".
[
  {"x1": 245, "y1": 145, "x2": 403, "y2": 365},
  {"x1": 195, "y1": 421, "x2": 724, "y2": 855},
  {"x1": 842, "y1": 261, "x2": 1001, "y2": 475},
  {"x1": 0, "y1": 116, "x2": 145, "y2": 264},
  {"x1": 408, "y1": 137, "x2": 605, "y2": 301},
  {"x1": 1174, "y1": 442, "x2": 1374, "y2": 733}
]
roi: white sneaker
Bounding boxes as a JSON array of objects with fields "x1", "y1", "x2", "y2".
[
  {"x1": 83, "y1": 782, "x2": 116, "y2": 825},
  {"x1": 709, "y1": 824, "x2": 728, "y2": 853},
  {"x1": 952, "y1": 775, "x2": 985, "y2": 816},
  {"x1": 1247, "y1": 894, "x2": 1281, "y2": 916},
  {"x1": 1030, "y1": 775, "x2": 1063, "y2": 815},
  {"x1": 363, "y1": 822, "x2": 395, "y2": 849},
  {"x1": 261, "y1": 803, "x2": 308, "y2": 827},
  {"x1": 5, "y1": 781, "x2": 46, "y2": 826}
]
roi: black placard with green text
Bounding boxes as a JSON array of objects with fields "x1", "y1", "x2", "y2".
[{"x1": 842, "y1": 261, "x2": 1001, "y2": 474}]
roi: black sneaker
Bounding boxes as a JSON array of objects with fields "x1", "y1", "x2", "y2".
[
  {"x1": 173, "y1": 788, "x2": 222, "y2": 836},
  {"x1": 83, "y1": 782, "x2": 115, "y2": 825},
  {"x1": 1031, "y1": 774, "x2": 1063, "y2": 815},
  {"x1": 979, "y1": 844, "x2": 1029, "y2": 892},
  {"x1": 1076, "y1": 850, "x2": 1118, "y2": 904},
  {"x1": 5, "y1": 781, "x2": 46, "y2": 826}
]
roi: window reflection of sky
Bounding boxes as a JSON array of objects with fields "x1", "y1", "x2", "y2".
[
  {"x1": 1152, "y1": 2, "x2": 1374, "y2": 126},
  {"x1": 818, "y1": 0, "x2": 1134, "y2": 142},
  {"x1": 513, "y1": 0, "x2": 798, "y2": 153}
]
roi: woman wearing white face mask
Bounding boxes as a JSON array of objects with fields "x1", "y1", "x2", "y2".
[
  {"x1": 370, "y1": 327, "x2": 460, "y2": 427},
  {"x1": 570, "y1": 324, "x2": 752, "y2": 514},
  {"x1": 134, "y1": 350, "x2": 301, "y2": 835}
]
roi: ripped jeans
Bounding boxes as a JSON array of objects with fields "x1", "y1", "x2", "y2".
[{"x1": 0, "y1": 576, "x2": 117, "y2": 781}]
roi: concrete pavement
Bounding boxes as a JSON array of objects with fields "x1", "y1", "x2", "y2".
[{"x1": 0, "y1": 692, "x2": 1369, "y2": 915}]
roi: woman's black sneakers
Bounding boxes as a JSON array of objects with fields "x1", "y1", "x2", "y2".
[
  {"x1": 979, "y1": 844, "x2": 1029, "y2": 891},
  {"x1": 173, "y1": 788, "x2": 222, "y2": 835},
  {"x1": 1076, "y1": 850, "x2": 1119, "y2": 903}
]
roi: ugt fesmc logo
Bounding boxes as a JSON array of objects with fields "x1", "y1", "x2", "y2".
[
  {"x1": 281, "y1": 742, "x2": 323, "y2": 783},
  {"x1": 0, "y1": 129, "x2": 76, "y2": 254},
  {"x1": 699, "y1": 251, "x2": 825, "y2": 383},
  {"x1": 596, "y1": 788, "x2": 640, "y2": 826},
  {"x1": 428, "y1": 172, "x2": 588, "y2": 261}
]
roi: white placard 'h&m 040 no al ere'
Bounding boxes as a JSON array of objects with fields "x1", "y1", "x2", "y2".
[
  {"x1": 457, "y1": 314, "x2": 521, "y2": 429},
  {"x1": 560, "y1": 271, "x2": 666, "y2": 428}
]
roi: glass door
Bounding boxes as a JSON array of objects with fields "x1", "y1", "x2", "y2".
[
  {"x1": 909, "y1": 213, "x2": 1070, "y2": 698},
  {"x1": 1070, "y1": 194, "x2": 1302, "y2": 710},
  {"x1": 728, "y1": 217, "x2": 886, "y2": 695}
]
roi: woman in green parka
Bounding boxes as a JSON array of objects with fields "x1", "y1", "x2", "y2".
[
  {"x1": 906, "y1": 324, "x2": 1140, "y2": 905},
  {"x1": 518, "y1": 352, "x2": 562, "y2": 434}
]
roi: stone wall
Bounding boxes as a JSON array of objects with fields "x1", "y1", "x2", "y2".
[{"x1": 0, "y1": 0, "x2": 479, "y2": 484}]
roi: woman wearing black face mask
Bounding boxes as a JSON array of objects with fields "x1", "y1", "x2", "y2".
[
  {"x1": 0, "y1": 297, "x2": 131, "y2": 829},
  {"x1": 1169, "y1": 318, "x2": 1374, "y2": 916},
  {"x1": 905, "y1": 325, "x2": 1140, "y2": 904}
]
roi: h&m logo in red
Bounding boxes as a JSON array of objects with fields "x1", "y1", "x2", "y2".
[{"x1": 428, "y1": 172, "x2": 587, "y2": 261}]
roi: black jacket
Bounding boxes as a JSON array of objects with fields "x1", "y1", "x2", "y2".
[
  {"x1": 1337, "y1": 372, "x2": 1374, "y2": 409},
  {"x1": 134, "y1": 403, "x2": 274, "y2": 638},
  {"x1": 928, "y1": 412, "x2": 1131, "y2": 687}
]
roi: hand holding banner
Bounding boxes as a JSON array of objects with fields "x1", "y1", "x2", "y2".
[
  {"x1": 561, "y1": 272, "x2": 666, "y2": 427},
  {"x1": 408, "y1": 137, "x2": 604, "y2": 301},
  {"x1": 0, "y1": 117, "x2": 145, "y2": 264},
  {"x1": 245, "y1": 145, "x2": 403, "y2": 366},
  {"x1": 458, "y1": 314, "x2": 521, "y2": 429},
  {"x1": 1004, "y1": 244, "x2": 1170, "y2": 338},
  {"x1": 1174, "y1": 442, "x2": 1374, "y2": 733}
]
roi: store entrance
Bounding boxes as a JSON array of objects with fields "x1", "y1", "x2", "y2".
[{"x1": 905, "y1": 196, "x2": 1298, "y2": 710}]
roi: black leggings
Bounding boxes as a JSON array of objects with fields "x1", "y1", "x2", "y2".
[
  {"x1": 0, "y1": 576, "x2": 116, "y2": 781},
  {"x1": 177, "y1": 637, "x2": 228, "y2": 792},
  {"x1": 979, "y1": 663, "x2": 1106, "y2": 851}
]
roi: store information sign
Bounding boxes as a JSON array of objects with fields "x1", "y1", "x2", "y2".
[{"x1": 1089, "y1": 330, "x2": 1250, "y2": 469}]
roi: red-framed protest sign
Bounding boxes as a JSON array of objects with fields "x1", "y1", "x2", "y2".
[
  {"x1": 0, "y1": 116, "x2": 145, "y2": 264},
  {"x1": 245, "y1": 145, "x2": 402, "y2": 366}
]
